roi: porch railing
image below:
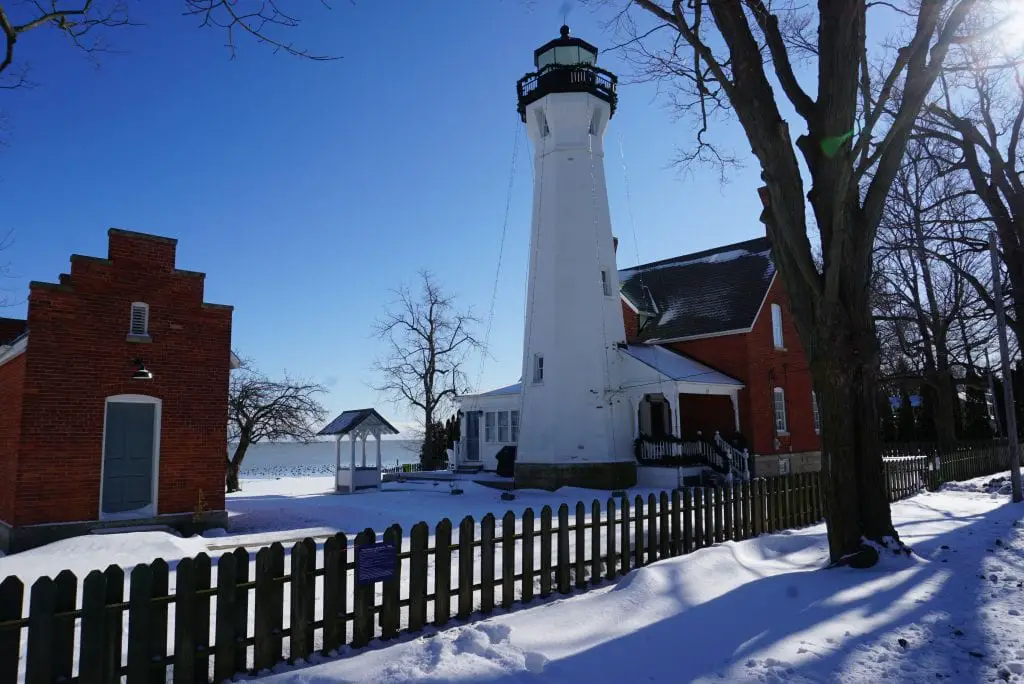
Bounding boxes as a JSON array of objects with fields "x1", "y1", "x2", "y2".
[
  {"x1": 634, "y1": 435, "x2": 730, "y2": 473},
  {"x1": 713, "y1": 431, "x2": 750, "y2": 481}
]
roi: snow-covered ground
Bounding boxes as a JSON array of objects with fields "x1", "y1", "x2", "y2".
[
  {"x1": 7, "y1": 472, "x2": 1024, "y2": 682},
  {"x1": 247, "y1": 473, "x2": 1024, "y2": 683}
]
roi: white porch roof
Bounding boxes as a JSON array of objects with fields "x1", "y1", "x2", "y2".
[{"x1": 620, "y1": 344, "x2": 742, "y2": 389}]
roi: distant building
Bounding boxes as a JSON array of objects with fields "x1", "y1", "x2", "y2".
[
  {"x1": 452, "y1": 26, "x2": 819, "y2": 486},
  {"x1": 0, "y1": 229, "x2": 237, "y2": 551}
]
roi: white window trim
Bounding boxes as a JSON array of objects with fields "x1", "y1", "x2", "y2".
[
  {"x1": 130, "y1": 301, "x2": 150, "y2": 336},
  {"x1": 484, "y1": 411, "x2": 496, "y2": 443},
  {"x1": 771, "y1": 303, "x2": 784, "y2": 350},
  {"x1": 601, "y1": 269, "x2": 613, "y2": 297},
  {"x1": 533, "y1": 354, "x2": 544, "y2": 384},
  {"x1": 773, "y1": 387, "x2": 788, "y2": 434},
  {"x1": 510, "y1": 410, "x2": 520, "y2": 443},
  {"x1": 98, "y1": 394, "x2": 162, "y2": 522}
]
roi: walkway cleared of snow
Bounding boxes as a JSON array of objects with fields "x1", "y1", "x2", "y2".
[{"x1": 248, "y1": 473, "x2": 1024, "y2": 683}]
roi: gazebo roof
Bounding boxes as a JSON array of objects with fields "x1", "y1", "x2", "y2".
[{"x1": 318, "y1": 408, "x2": 400, "y2": 437}]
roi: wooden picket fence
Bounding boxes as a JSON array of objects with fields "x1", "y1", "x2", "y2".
[
  {"x1": 882, "y1": 441, "x2": 1022, "y2": 502},
  {"x1": 1, "y1": 473, "x2": 827, "y2": 684}
]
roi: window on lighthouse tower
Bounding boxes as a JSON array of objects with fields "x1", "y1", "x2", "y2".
[
  {"x1": 533, "y1": 354, "x2": 544, "y2": 383},
  {"x1": 601, "y1": 269, "x2": 612, "y2": 296}
]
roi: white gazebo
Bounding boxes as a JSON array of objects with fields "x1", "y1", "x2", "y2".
[{"x1": 318, "y1": 408, "x2": 400, "y2": 493}]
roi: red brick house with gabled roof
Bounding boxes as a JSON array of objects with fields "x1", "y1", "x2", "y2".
[
  {"x1": 618, "y1": 236, "x2": 821, "y2": 476},
  {"x1": 0, "y1": 229, "x2": 237, "y2": 552}
]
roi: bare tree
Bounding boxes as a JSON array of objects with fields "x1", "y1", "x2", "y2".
[
  {"x1": 874, "y1": 142, "x2": 995, "y2": 446},
  {"x1": 227, "y1": 356, "x2": 328, "y2": 492},
  {"x1": 916, "y1": 41, "x2": 1024, "y2": 343},
  {"x1": 372, "y1": 271, "x2": 482, "y2": 467},
  {"x1": 623, "y1": 0, "x2": 988, "y2": 565},
  {"x1": 0, "y1": 1, "x2": 336, "y2": 88}
]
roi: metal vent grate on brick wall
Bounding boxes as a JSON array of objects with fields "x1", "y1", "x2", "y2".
[{"x1": 130, "y1": 302, "x2": 149, "y2": 336}]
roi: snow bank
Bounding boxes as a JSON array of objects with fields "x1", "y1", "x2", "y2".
[{"x1": 258, "y1": 487, "x2": 1024, "y2": 683}]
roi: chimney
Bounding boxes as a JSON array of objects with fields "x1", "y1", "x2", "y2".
[{"x1": 613, "y1": 236, "x2": 619, "y2": 254}]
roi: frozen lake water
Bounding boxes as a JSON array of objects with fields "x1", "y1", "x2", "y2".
[{"x1": 236, "y1": 439, "x2": 423, "y2": 478}]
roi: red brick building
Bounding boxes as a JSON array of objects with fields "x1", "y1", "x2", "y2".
[
  {"x1": 0, "y1": 229, "x2": 236, "y2": 552},
  {"x1": 619, "y1": 236, "x2": 821, "y2": 476}
]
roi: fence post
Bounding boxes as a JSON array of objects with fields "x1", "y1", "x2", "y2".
[
  {"x1": 193, "y1": 553, "x2": 213, "y2": 682},
  {"x1": 591, "y1": 500, "x2": 602, "y2": 585},
  {"x1": 540, "y1": 506, "x2": 554, "y2": 597},
  {"x1": 127, "y1": 564, "x2": 153, "y2": 684},
  {"x1": 146, "y1": 559, "x2": 169, "y2": 684},
  {"x1": 633, "y1": 495, "x2": 645, "y2": 568},
  {"x1": 713, "y1": 486, "x2": 724, "y2": 543},
  {"x1": 647, "y1": 493, "x2": 658, "y2": 564},
  {"x1": 290, "y1": 539, "x2": 315, "y2": 661},
  {"x1": 620, "y1": 497, "x2": 631, "y2": 575},
  {"x1": 382, "y1": 525, "x2": 403, "y2": 639},
  {"x1": 77, "y1": 571, "x2": 105, "y2": 684},
  {"x1": 557, "y1": 504, "x2": 571, "y2": 594},
  {"x1": 670, "y1": 490, "x2": 682, "y2": 555},
  {"x1": 458, "y1": 517, "x2": 475, "y2": 621},
  {"x1": 606, "y1": 499, "x2": 618, "y2": 581},
  {"x1": 660, "y1": 491, "x2": 671, "y2": 557},
  {"x1": 25, "y1": 577, "x2": 55, "y2": 684},
  {"x1": 213, "y1": 552, "x2": 237, "y2": 683},
  {"x1": 732, "y1": 482, "x2": 743, "y2": 539},
  {"x1": 522, "y1": 509, "x2": 535, "y2": 603},
  {"x1": 434, "y1": 520, "x2": 452, "y2": 626},
  {"x1": 323, "y1": 533, "x2": 348, "y2": 652},
  {"x1": 682, "y1": 489, "x2": 693, "y2": 553},
  {"x1": 481, "y1": 514, "x2": 496, "y2": 614},
  {"x1": 693, "y1": 488, "x2": 704, "y2": 548},
  {"x1": 501, "y1": 512, "x2": 516, "y2": 608},
  {"x1": 0, "y1": 576, "x2": 23, "y2": 684},
  {"x1": 575, "y1": 502, "x2": 587, "y2": 589},
  {"x1": 723, "y1": 484, "x2": 733, "y2": 541},
  {"x1": 231, "y1": 548, "x2": 250, "y2": 673},
  {"x1": 53, "y1": 570, "x2": 77, "y2": 683},
  {"x1": 103, "y1": 565, "x2": 125, "y2": 684},
  {"x1": 175, "y1": 558, "x2": 198, "y2": 682},
  {"x1": 353, "y1": 529, "x2": 377, "y2": 648},
  {"x1": 703, "y1": 486, "x2": 714, "y2": 545}
]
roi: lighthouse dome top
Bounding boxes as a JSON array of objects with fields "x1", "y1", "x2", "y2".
[
  {"x1": 516, "y1": 25, "x2": 618, "y2": 122},
  {"x1": 533, "y1": 25, "x2": 599, "y2": 68}
]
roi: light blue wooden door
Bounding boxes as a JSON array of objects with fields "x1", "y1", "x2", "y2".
[{"x1": 102, "y1": 402, "x2": 156, "y2": 514}]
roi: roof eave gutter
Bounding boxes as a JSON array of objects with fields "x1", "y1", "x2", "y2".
[
  {"x1": 644, "y1": 327, "x2": 753, "y2": 345},
  {"x1": 0, "y1": 335, "x2": 28, "y2": 369}
]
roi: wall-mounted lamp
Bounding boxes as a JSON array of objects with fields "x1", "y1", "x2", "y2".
[{"x1": 131, "y1": 357, "x2": 153, "y2": 381}]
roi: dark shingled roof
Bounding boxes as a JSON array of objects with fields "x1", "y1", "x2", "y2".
[
  {"x1": 318, "y1": 408, "x2": 400, "y2": 437},
  {"x1": 618, "y1": 237, "x2": 775, "y2": 342},
  {"x1": 0, "y1": 318, "x2": 27, "y2": 346}
]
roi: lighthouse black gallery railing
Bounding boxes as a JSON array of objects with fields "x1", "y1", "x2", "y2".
[{"x1": 516, "y1": 63, "x2": 618, "y2": 121}]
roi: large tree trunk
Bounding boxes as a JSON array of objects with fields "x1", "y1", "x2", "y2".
[
  {"x1": 813, "y1": 303, "x2": 898, "y2": 564},
  {"x1": 227, "y1": 439, "x2": 250, "y2": 493}
]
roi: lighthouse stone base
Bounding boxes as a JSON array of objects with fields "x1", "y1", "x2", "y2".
[{"x1": 513, "y1": 462, "x2": 637, "y2": 491}]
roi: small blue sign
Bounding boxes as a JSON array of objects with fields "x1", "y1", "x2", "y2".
[
  {"x1": 356, "y1": 541, "x2": 396, "y2": 585},
  {"x1": 909, "y1": 394, "x2": 923, "y2": 408},
  {"x1": 889, "y1": 396, "x2": 901, "y2": 410}
]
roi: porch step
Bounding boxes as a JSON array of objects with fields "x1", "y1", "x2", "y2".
[{"x1": 455, "y1": 464, "x2": 484, "y2": 474}]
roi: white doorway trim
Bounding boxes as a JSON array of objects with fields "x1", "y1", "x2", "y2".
[{"x1": 98, "y1": 394, "x2": 162, "y2": 521}]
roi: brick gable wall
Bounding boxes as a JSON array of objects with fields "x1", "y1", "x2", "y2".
[
  {"x1": 14, "y1": 230, "x2": 232, "y2": 526},
  {"x1": 0, "y1": 353, "x2": 25, "y2": 524},
  {"x1": 745, "y1": 277, "x2": 819, "y2": 455}
]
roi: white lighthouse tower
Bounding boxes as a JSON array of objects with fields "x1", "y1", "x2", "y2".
[{"x1": 514, "y1": 25, "x2": 636, "y2": 490}]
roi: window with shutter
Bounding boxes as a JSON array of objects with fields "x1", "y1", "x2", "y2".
[{"x1": 130, "y1": 302, "x2": 149, "y2": 336}]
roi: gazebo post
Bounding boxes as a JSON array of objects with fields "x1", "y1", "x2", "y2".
[
  {"x1": 361, "y1": 433, "x2": 367, "y2": 468},
  {"x1": 350, "y1": 433, "x2": 357, "y2": 493},
  {"x1": 335, "y1": 434, "x2": 342, "y2": 493},
  {"x1": 375, "y1": 429, "x2": 383, "y2": 491}
]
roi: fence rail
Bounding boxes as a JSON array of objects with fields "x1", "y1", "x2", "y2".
[{"x1": 2, "y1": 440, "x2": 1020, "y2": 683}]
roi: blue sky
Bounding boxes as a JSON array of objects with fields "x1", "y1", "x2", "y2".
[{"x1": 0, "y1": 1, "x2": 769, "y2": 432}]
